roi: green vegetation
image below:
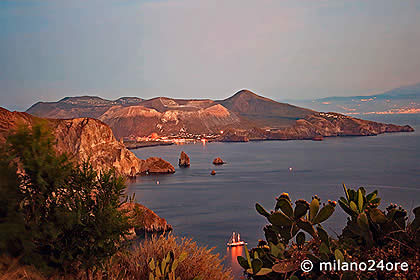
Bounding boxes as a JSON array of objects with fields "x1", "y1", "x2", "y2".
[
  {"x1": 136, "y1": 235, "x2": 232, "y2": 280},
  {"x1": 0, "y1": 122, "x2": 131, "y2": 275},
  {"x1": 148, "y1": 250, "x2": 188, "y2": 280},
  {"x1": 239, "y1": 186, "x2": 420, "y2": 279},
  {"x1": 0, "y1": 123, "x2": 232, "y2": 279}
]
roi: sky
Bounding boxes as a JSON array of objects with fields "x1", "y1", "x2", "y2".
[{"x1": 1, "y1": 0, "x2": 420, "y2": 111}]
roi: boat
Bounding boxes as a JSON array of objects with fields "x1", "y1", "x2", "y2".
[{"x1": 227, "y1": 232, "x2": 247, "y2": 247}]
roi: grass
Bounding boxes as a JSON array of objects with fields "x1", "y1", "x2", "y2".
[
  {"x1": 0, "y1": 256, "x2": 45, "y2": 280},
  {"x1": 0, "y1": 235, "x2": 233, "y2": 280},
  {"x1": 103, "y1": 234, "x2": 233, "y2": 280}
]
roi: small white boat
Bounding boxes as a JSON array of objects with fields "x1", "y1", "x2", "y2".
[{"x1": 227, "y1": 232, "x2": 247, "y2": 247}]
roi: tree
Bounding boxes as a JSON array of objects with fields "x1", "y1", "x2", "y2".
[
  {"x1": 0, "y1": 122, "x2": 131, "y2": 275},
  {"x1": 0, "y1": 146, "x2": 30, "y2": 258}
]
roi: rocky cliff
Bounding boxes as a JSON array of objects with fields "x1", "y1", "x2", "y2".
[
  {"x1": 120, "y1": 202, "x2": 172, "y2": 234},
  {"x1": 0, "y1": 107, "x2": 34, "y2": 142},
  {"x1": 52, "y1": 117, "x2": 143, "y2": 176},
  {"x1": 0, "y1": 107, "x2": 175, "y2": 176}
]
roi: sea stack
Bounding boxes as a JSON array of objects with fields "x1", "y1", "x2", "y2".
[
  {"x1": 141, "y1": 157, "x2": 175, "y2": 174},
  {"x1": 213, "y1": 157, "x2": 225, "y2": 165},
  {"x1": 119, "y1": 202, "x2": 172, "y2": 238},
  {"x1": 179, "y1": 151, "x2": 190, "y2": 167}
]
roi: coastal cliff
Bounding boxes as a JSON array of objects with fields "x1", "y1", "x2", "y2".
[
  {"x1": 52, "y1": 117, "x2": 143, "y2": 176},
  {"x1": 217, "y1": 111, "x2": 414, "y2": 141},
  {"x1": 265, "y1": 112, "x2": 414, "y2": 140},
  {"x1": 120, "y1": 202, "x2": 172, "y2": 235},
  {"x1": 0, "y1": 107, "x2": 175, "y2": 176}
]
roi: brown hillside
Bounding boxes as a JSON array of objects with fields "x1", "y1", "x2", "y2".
[
  {"x1": 219, "y1": 89, "x2": 314, "y2": 128},
  {"x1": 24, "y1": 90, "x2": 414, "y2": 139}
]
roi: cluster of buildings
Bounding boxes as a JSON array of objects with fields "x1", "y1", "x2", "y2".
[{"x1": 123, "y1": 131, "x2": 222, "y2": 146}]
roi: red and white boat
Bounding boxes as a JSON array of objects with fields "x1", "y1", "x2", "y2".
[{"x1": 227, "y1": 232, "x2": 247, "y2": 247}]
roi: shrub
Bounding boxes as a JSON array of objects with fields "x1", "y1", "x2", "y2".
[
  {"x1": 0, "y1": 146, "x2": 30, "y2": 259},
  {"x1": 0, "y1": 255, "x2": 45, "y2": 280},
  {"x1": 98, "y1": 234, "x2": 233, "y2": 280},
  {"x1": 0, "y1": 122, "x2": 131, "y2": 275},
  {"x1": 0, "y1": 235, "x2": 233, "y2": 280}
]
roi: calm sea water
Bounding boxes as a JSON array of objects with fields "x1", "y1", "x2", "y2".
[{"x1": 128, "y1": 115, "x2": 420, "y2": 279}]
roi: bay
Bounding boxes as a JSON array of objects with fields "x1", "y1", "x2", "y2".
[{"x1": 128, "y1": 114, "x2": 420, "y2": 279}]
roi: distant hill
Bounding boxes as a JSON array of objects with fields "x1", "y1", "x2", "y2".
[
  {"x1": 25, "y1": 90, "x2": 414, "y2": 139},
  {"x1": 288, "y1": 82, "x2": 420, "y2": 115},
  {"x1": 220, "y1": 90, "x2": 314, "y2": 128},
  {"x1": 97, "y1": 103, "x2": 240, "y2": 138},
  {"x1": 27, "y1": 96, "x2": 144, "y2": 119},
  {"x1": 26, "y1": 90, "x2": 315, "y2": 138}
]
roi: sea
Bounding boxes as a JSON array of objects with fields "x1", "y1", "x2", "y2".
[{"x1": 128, "y1": 114, "x2": 420, "y2": 279}]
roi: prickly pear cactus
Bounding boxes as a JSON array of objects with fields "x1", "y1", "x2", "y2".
[
  {"x1": 148, "y1": 250, "x2": 187, "y2": 280},
  {"x1": 238, "y1": 192, "x2": 337, "y2": 279},
  {"x1": 241, "y1": 185, "x2": 420, "y2": 280},
  {"x1": 338, "y1": 184, "x2": 380, "y2": 217}
]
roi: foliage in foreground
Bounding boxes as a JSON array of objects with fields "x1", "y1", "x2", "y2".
[
  {"x1": 0, "y1": 235, "x2": 233, "y2": 280},
  {"x1": 108, "y1": 234, "x2": 233, "y2": 280},
  {"x1": 0, "y1": 123, "x2": 232, "y2": 279},
  {"x1": 0, "y1": 122, "x2": 131, "y2": 275},
  {"x1": 239, "y1": 186, "x2": 420, "y2": 279}
]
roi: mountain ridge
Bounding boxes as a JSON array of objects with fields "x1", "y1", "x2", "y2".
[
  {"x1": 25, "y1": 89, "x2": 414, "y2": 140},
  {"x1": 27, "y1": 89, "x2": 315, "y2": 130}
]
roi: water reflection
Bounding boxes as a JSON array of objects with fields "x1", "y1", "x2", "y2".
[{"x1": 226, "y1": 246, "x2": 246, "y2": 279}]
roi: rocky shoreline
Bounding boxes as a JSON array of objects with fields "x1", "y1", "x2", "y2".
[
  {"x1": 213, "y1": 112, "x2": 414, "y2": 142},
  {"x1": 122, "y1": 114, "x2": 415, "y2": 147}
]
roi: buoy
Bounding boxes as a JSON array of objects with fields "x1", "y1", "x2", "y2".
[{"x1": 211, "y1": 170, "x2": 216, "y2": 175}]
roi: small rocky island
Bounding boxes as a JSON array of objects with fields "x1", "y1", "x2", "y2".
[
  {"x1": 213, "y1": 157, "x2": 225, "y2": 165},
  {"x1": 179, "y1": 151, "x2": 190, "y2": 167},
  {"x1": 120, "y1": 202, "x2": 172, "y2": 238}
]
